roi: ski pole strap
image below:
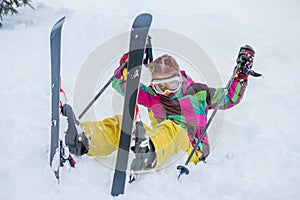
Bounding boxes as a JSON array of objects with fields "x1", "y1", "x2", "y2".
[
  {"x1": 78, "y1": 61, "x2": 127, "y2": 120},
  {"x1": 143, "y1": 35, "x2": 153, "y2": 65}
]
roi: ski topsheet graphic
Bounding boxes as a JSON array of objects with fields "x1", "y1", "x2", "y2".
[
  {"x1": 50, "y1": 17, "x2": 65, "y2": 181},
  {"x1": 111, "y1": 13, "x2": 153, "y2": 196}
]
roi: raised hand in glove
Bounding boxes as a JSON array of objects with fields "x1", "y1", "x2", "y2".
[
  {"x1": 235, "y1": 45, "x2": 256, "y2": 81},
  {"x1": 114, "y1": 53, "x2": 128, "y2": 81}
]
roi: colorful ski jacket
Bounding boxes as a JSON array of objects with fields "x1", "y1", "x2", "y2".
[{"x1": 112, "y1": 69, "x2": 247, "y2": 152}]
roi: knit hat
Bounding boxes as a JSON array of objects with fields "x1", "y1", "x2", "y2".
[{"x1": 149, "y1": 54, "x2": 180, "y2": 79}]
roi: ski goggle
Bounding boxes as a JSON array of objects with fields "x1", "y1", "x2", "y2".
[{"x1": 151, "y1": 75, "x2": 183, "y2": 94}]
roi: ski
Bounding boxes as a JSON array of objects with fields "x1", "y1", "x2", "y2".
[
  {"x1": 111, "y1": 13, "x2": 152, "y2": 196},
  {"x1": 49, "y1": 16, "x2": 66, "y2": 181}
]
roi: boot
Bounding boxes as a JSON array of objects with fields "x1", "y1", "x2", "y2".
[
  {"x1": 61, "y1": 104, "x2": 89, "y2": 156},
  {"x1": 131, "y1": 121, "x2": 156, "y2": 171}
]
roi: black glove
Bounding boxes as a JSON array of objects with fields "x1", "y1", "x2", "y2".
[{"x1": 235, "y1": 45, "x2": 255, "y2": 80}]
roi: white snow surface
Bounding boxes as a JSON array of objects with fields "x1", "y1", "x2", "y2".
[{"x1": 1, "y1": 0, "x2": 300, "y2": 199}]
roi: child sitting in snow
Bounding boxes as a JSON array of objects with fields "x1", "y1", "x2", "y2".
[{"x1": 62, "y1": 45, "x2": 256, "y2": 171}]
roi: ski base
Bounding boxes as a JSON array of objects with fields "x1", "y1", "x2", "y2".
[
  {"x1": 111, "y1": 13, "x2": 152, "y2": 196},
  {"x1": 49, "y1": 16, "x2": 65, "y2": 181}
]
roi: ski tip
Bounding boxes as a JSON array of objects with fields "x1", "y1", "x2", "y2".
[
  {"x1": 129, "y1": 170, "x2": 137, "y2": 184},
  {"x1": 132, "y1": 13, "x2": 152, "y2": 29},
  {"x1": 58, "y1": 16, "x2": 66, "y2": 23},
  {"x1": 51, "y1": 16, "x2": 66, "y2": 35},
  {"x1": 129, "y1": 174, "x2": 136, "y2": 184}
]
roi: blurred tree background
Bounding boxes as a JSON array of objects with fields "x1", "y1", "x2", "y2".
[{"x1": 0, "y1": 0, "x2": 34, "y2": 28}]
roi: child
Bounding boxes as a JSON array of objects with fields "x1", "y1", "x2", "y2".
[{"x1": 62, "y1": 45, "x2": 255, "y2": 171}]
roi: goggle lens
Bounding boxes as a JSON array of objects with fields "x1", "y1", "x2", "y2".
[{"x1": 151, "y1": 76, "x2": 182, "y2": 94}]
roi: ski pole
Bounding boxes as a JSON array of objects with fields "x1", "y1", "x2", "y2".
[
  {"x1": 78, "y1": 61, "x2": 127, "y2": 119},
  {"x1": 177, "y1": 63, "x2": 242, "y2": 179},
  {"x1": 79, "y1": 36, "x2": 153, "y2": 120}
]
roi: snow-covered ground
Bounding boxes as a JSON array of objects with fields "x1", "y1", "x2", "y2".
[{"x1": 0, "y1": 0, "x2": 299, "y2": 199}]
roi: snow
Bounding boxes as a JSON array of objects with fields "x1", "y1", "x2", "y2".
[{"x1": 0, "y1": 0, "x2": 300, "y2": 199}]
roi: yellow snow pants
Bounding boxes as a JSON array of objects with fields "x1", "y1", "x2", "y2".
[{"x1": 80, "y1": 115, "x2": 202, "y2": 166}]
